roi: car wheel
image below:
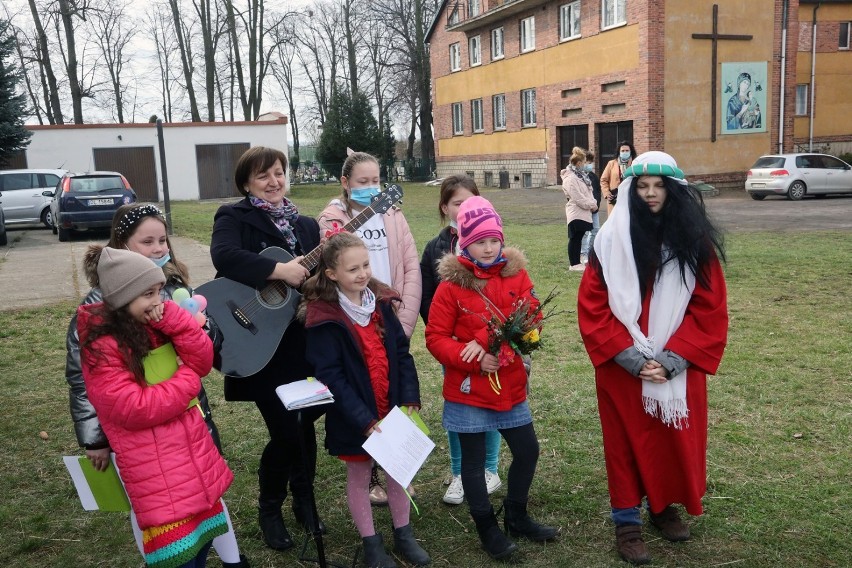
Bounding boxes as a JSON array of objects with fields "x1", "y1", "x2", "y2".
[
  {"x1": 41, "y1": 208, "x2": 53, "y2": 228},
  {"x1": 750, "y1": 193, "x2": 766, "y2": 201},
  {"x1": 58, "y1": 226, "x2": 72, "y2": 242},
  {"x1": 787, "y1": 181, "x2": 806, "y2": 201}
]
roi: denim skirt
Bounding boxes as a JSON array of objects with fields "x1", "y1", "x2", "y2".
[{"x1": 443, "y1": 400, "x2": 532, "y2": 433}]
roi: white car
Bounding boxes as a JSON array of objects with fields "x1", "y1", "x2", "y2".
[
  {"x1": 0, "y1": 169, "x2": 67, "y2": 227},
  {"x1": 745, "y1": 154, "x2": 852, "y2": 201}
]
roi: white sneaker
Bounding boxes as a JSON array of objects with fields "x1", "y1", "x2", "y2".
[
  {"x1": 485, "y1": 470, "x2": 502, "y2": 494},
  {"x1": 580, "y1": 254, "x2": 588, "y2": 265},
  {"x1": 569, "y1": 264, "x2": 586, "y2": 272},
  {"x1": 443, "y1": 475, "x2": 464, "y2": 505}
]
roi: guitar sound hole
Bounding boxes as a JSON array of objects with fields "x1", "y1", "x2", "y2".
[{"x1": 258, "y1": 286, "x2": 291, "y2": 309}]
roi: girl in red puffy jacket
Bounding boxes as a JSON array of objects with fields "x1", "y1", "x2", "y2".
[
  {"x1": 78, "y1": 247, "x2": 234, "y2": 568},
  {"x1": 425, "y1": 196, "x2": 557, "y2": 561}
]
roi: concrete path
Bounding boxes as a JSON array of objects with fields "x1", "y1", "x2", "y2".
[{"x1": 0, "y1": 227, "x2": 215, "y2": 312}]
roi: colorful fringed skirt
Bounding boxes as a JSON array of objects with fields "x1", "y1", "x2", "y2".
[{"x1": 142, "y1": 500, "x2": 228, "y2": 568}]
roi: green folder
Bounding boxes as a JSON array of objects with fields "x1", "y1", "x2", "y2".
[
  {"x1": 63, "y1": 455, "x2": 131, "y2": 512},
  {"x1": 143, "y1": 342, "x2": 199, "y2": 409}
]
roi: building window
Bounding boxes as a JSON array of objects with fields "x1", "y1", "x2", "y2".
[
  {"x1": 521, "y1": 89, "x2": 537, "y2": 127},
  {"x1": 469, "y1": 0, "x2": 481, "y2": 18},
  {"x1": 602, "y1": 0, "x2": 627, "y2": 29},
  {"x1": 520, "y1": 16, "x2": 535, "y2": 52},
  {"x1": 471, "y1": 98, "x2": 484, "y2": 132},
  {"x1": 493, "y1": 94, "x2": 506, "y2": 130},
  {"x1": 452, "y1": 103, "x2": 464, "y2": 135},
  {"x1": 491, "y1": 27, "x2": 504, "y2": 60},
  {"x1": 522, "y1": 172, "x2": 533, "y2": 188},
  {"x1": 795, "y1": 84, "x2": 809, "y2": 115},
  {"x1": 450, "y1": 43, "x2": 461, "y2": 72},
  {"x1": 469, "y1": 36, "x2": 482, "y2": 66},
  {"x1": 560, "y1": 2, "x2": 581, "y2": 41},
  {"x1": 448, "y1": 4, "x2": 460, "y2": 25},
  {"x1": 840, "y1": 22, "x2": 851, "y2": 49}
]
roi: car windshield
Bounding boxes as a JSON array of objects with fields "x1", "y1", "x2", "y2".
[
  {"x1": 751, "y1": 156, "x2": 786, "y2": 169},
  {"x1": 69, "y1": 176, "x2": 124, "y2": 193}
]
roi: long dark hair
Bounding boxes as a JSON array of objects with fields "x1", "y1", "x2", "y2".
[
  {"x1": 438, "y1": 175, "x2": 479, "y2": 224},
  {"x1": 626, "y1": 176, "x2": 726, "y2": 296},
  {"x1": 80, "y1": 304, "x2": 153, "y2": 385}
]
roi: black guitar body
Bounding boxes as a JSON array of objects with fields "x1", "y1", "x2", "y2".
[{"x1": 196, "y1": 247, "x2": 298, "y2": 378}]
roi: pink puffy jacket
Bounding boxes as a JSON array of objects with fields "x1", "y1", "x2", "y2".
[
  {"x1": 77, "y1": 300, "x2": 232, "y2": 529},
  {"x1": 318, "y1": 199, "x2": 422, "y2": 336}
]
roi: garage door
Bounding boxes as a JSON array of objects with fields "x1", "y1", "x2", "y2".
[
  {"x1": 93, "y1": 147, "x2": 158, "y2": 202},
  {"x1": 196, "y1": 143, "x2": 250, "y2": 199}
]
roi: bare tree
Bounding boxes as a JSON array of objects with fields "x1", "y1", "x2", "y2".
[
  {"x1": 56, "y1": 0, "x2": 89, "y2": 123},
  {"x1": 26, "y1": 0, "x2": 62, "y2": 123},
  {"x1": 166, "y1": 0, "x2": 201, "y2": 121},
  {"x1": 271, "y1": 20, "x2": 301, "y2": 167},
  {"x1": 90, "y1": 0, "x2": 135, "y2": 123},
  {"x1": 342, "y1": 0, "x2": 358, "y2": 95},
  {"x1": 147, "y1": 7, "x2": 176, "y2": 121},
  {"x1": 297, "y1": 1, "x2": 343, "y2": 127}
]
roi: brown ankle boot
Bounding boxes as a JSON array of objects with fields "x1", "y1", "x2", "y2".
[
  {"x1": 615, "y1": 525, "x2": 651, "y2": 565},
  {"x1": 649, "y1": 505, "x2": 690, "y2": 542}
]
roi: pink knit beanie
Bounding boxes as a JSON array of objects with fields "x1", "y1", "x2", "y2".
[{"x1": 457, "y1": 196, "x2": 504, "y2": 250}]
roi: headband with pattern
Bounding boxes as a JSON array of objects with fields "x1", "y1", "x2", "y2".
[
  {"x1": 114, "y1": 204, "x2": 165, "y2": 237},
  {"x1": 622, "y1": 162, "x2": 686, "y2": 182}
]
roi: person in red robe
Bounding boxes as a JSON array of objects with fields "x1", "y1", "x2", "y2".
[{"x1": 578, "y1": 151, "x2": 728, "y2": 565}]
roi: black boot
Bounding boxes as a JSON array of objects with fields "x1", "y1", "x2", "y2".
[
  {"x1": 392, "y1": 523, "x2": 431, "y2": 566},
  {"x1": 472, "y1": 508, "x2": 518, "y2": 560},
  {"x1": 361, "y1": 533, "x2": 397, "y2": 568},
  {"x1": 503, "y1": 499, "x2": 558, "y2": 542},
  {"x1": 258, "y1": 467, "x2": 293, "y2": 550},
  {"x1": 292, "y1": 494, "x2": 327, "y2": 534},
  {"x1": 222, "y1": 554, "x2": 251, "y2": 567}
]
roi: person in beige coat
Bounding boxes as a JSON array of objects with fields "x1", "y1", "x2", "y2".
[
  {"x1": 600, "y1": 141, "x2": 636, "y2": 215},
  {"x1": 562, "y1": 147, "x2": 598, "y2": 272}
]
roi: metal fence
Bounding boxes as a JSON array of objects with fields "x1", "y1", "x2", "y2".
[{"x1": 291, "y1": 158, "x2": 436, "y2": 185}]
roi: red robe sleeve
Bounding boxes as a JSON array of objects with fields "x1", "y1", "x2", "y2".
[
  {"x1": 577, "y1": 263, "x2": 635, "y2": 367},
  {"x1": 665, "y1": 255, "x2": 728, "y2": 375}
]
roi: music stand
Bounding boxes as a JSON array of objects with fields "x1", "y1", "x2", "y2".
[{"x1": 296, "y1": 410, "x2": 350, "y2": 568}]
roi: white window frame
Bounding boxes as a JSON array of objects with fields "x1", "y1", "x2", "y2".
[
  {"x1": 560, "y1": 2, "x2": 582, "y2": 41},
  {"x1": 520, "y1": 16, "x2": 536, "y2": 53},
  {"x1": 471, "y1": 98, "x2": 484, "y2": 133},
  {"x1": 469, "y1": 0, "x2": 481, "y2": 18},
  {"x1": 601, "y1": 0, "x2": 627, "y2": 30},
  {"x1": 469, "y1": 35, "x2": 482, "y2": 67},
  {"x1": 491, "y1": 27, "x2": 505, "y2": 60},
  {"x1": 840, "y1": 22, "x2": 851, "y2": 50},
  {"x1": 449, "y1": 43, "x2": 461, "y2": 72},
  {"x1": 452, "y1": 102, "x2": 464, "y2": 135},
  {"x1": 493, "y1": 94, "x2": 506, "y2": 130},
  {"x1": 795, "y1": 84, "x2": 809, "y2": 116},
  {"x1": 521, "y1": 89, "x2": 536, "y2": 127}
]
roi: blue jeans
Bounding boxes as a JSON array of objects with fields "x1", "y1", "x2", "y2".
[
  {"x1": 580, "y1": 211, "x2": 601, "y2": 257},
  {"x1": 448, "y1": 430, "x2": 500, "y2": 476}
]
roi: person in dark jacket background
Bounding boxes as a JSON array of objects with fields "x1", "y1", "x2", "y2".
[{"x1": 210, "y1": 146, "x2": 323, "y2": 553}]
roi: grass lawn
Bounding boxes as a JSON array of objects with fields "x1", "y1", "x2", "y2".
[{"x1": 0, "y1": 183, "x2": 849, "y2": 567}]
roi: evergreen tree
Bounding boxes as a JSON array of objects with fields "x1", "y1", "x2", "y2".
[
  {"x1": 379, "y1": 117, "x2": 396, "y2": 181},
  {"x1": 316, "y1": 87, "x2": 382, "y2": 175},
  {"x1": 0, "y1": 19, "x2": 31, "y2": 166}
]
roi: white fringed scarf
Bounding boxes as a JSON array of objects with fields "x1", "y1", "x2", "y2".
[{"x1": 593, "y1": 151, "x2": 694, "y2": 428}]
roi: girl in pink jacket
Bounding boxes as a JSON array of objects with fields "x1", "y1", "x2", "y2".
[{"x1": 78, "y1": 247, "x2": 233, "y2": 568}]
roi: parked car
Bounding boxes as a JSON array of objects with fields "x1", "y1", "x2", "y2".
[
  {"x1": 0, "y1": 197, "x2": 7, "y2": 246},
  {"x1": 0, "y1": 169, "x2": 66, "y2": 227},
  {"x1": 47, "y1": 171, "x2": 136, "y2": 242},
  {"x1": 745, "y1": 153, "x2": 852, "y2": 201}
]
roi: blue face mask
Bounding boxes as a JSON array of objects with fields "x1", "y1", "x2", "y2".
[
  {"x1": 584, "y1": 164, "x2": 594, "y2": 172},
  {"x1": 350, "y1": 186, "x2": 381, "y2": 206},
  {"x1": 151, "y1": 252, "x2": 171, "y2": 268},
  {"x1": 619, "y1": 151, "x2": 631, "y2": 161}
]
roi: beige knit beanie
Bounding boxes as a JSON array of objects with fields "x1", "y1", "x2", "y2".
[{"x1": 97, "y1": 247, "x2": 166, "y2": 308}]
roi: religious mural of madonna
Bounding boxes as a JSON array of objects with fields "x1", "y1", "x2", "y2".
[{"x1": 721, "y1": 61, "x2": 768, "y2": 134}]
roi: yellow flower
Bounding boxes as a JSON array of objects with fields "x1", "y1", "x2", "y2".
[{"x1": 522, "y1": 328, "x2": 540, "y2": 343}]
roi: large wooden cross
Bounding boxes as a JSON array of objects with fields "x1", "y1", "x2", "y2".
[{"x1": 692, "y1": 4, "x2": 753, "y2": 142}]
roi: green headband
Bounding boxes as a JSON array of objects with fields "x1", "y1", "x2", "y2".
[{"x1": 623, "y1": 163, "x2": 685, "y2": 180}]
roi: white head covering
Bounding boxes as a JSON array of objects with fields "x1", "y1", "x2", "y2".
[{"x1": 593, "y1": 151, "x2": 695, "y2": 428}]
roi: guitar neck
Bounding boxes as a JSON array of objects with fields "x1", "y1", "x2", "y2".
[{"x1": 300, "y1": 205, "x2": 381, "y2": 271}]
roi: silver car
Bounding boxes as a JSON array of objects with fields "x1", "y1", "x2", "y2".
[
  {"x1": 745, "y1": 153, "x2": 852, "y2": 201},
  {"x1": 0, "y1": 169, "x2": 67, "y2": 226}
]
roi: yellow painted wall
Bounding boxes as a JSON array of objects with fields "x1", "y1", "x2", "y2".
[
  {"x1": 434, "y1": 26, "x2": 639, "y2": 105},
  {"x1": 664, "y1": 0, "x2": 778, "y2": 177},
  {"x1": 438, "y1": 127, "x2": 546, "y2": 156},
  {"x1": 794, "y1": 4, "x2": 852, "y2": 140}
]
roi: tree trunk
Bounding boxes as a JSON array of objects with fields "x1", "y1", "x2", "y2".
[
  {"x1": 413, "y1": 0, "x2": 434, "y2": 163},
  {"x1": 27, "y1": 0, "x2": 62, "y2": 124},
  {"x1": 167, "y1": 0, "x2": 201, "y2": 122},
  {"x1": 57, "y1": 0, "x2": 83, "y2": 124},
  {"x1": 344, "y1": 0, "x2": 357, "y2": 95}
]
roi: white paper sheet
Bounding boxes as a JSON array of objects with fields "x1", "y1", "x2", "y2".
[{"x1": 362, "y1": 406, "x2": 435, "y2": 489}]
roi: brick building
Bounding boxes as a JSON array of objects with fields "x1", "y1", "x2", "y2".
[{"x1": 426, "y1": 0, "x2": 852, "y2": 189}]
